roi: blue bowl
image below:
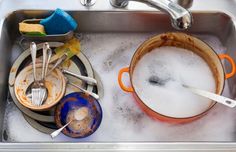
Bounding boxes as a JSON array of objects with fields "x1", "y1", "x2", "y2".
[{"x1": 55, "y1": 92, "x2": 102, "y2": 138}]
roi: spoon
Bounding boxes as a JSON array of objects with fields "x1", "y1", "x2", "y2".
[
  {"x1": 50, "y1": 120, "x2": 73, "y2": 138},
  {"x1": 44, "y1": 48, "x2": 52, "y2": 76},
  {"x1": 47, "y1": 54, "x2": 97, "y2": 86},
  {"x1": 183, "y1": 85, "x2": 236, "y2": 108},
  {"x1": 148, "y1": 75, "x2": 236, "y2": 108},
  {"x1": 66, "y1": 76, "x2": 99, "y2": 100},
  {"x1": 47, "y1": 53, "x2": 68, "y2": 76},
  {"x1": 69, "y1": 81, "x2": 99, "y2": 100},
  {"x1": 37, "y1": 43, "x2": 50, "y2": 106},
  {"x1": 29, "y1": 42, "x2": 42, "y2": 106},
  {"x1": 148, "y1": 75, "x2": 171, "y2": 86},
  {"x1": 38, "y1": 43, "x2": 52, "y2": 105},
  {"x1": 26, "y1": 43, "x2": 50, "y2": 105},
  {"x1": 50, "y1": 107, "x2": 89, "y2": 138}
]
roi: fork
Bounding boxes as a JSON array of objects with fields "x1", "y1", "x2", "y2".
[
  {"x1": 30, "y1": 42, "x2": 42, "y2": 106},
  {"x1": 38, "y1": 43, "x2": 52, "y2": 106}
]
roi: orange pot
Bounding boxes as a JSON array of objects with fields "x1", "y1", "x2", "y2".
[{"x1": 118, "y1": 32, "x2": 236, "y2": 123}]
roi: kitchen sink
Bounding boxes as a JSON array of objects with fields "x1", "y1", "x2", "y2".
[{"x1": 0, "y1": 10, "x2": 236, "y2": 150}]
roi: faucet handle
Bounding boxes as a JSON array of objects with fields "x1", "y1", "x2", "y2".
[
  {"x1": 80, "y1": 0, "x2": 96, "y2": 6},
  {"x1": 110, "y1": 0, "x2": 128, "y2": 8}
]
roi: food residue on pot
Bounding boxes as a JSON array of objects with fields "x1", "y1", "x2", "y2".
[{"x1": 132, "y1": 46, "x2": 216, "y2": 118}]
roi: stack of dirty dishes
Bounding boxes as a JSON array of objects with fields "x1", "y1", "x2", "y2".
[{"x1": 12, "y1": 41, "x2": 102, "y2": 138}]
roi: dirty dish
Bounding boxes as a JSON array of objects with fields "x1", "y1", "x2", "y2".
[
  {"x1": 14, "y1": 63, "x2": 66, "y2": 111},
  {"x1": 9, "y1": 42, "x2": 95, "y2": 122},
  {"x1": 55, "y1": 92, "x2": 102, "y2": 138},
  {"x1": 118, "y1": 32, "x2": 236, "y2": 123}
]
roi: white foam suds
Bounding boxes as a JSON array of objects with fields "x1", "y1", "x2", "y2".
[
  {"x1": 3, "y1": 33, "x2": 236, "y2": 142},
  {"x1": 132, "y1": 46, "x2": 215, "y2": 118}
]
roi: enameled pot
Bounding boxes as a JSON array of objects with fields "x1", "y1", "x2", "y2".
[{"x1": 118, "y1": 32, "x2": 236, "y2": 123}]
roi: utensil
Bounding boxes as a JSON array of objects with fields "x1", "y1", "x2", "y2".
[
  {"x1": 41, "y1": 43, "x2": 49, "y2": 80},
  {"x1": 38, "y1": 43, "x2": 52, "y2": 106},
  {"x1": 54, "y1": 92, "x2": 102, "y2": 138},
  {"x1": 47, "y1": 54, "x2": 97, "y2": 85},
  {"x1": 147, "y1": 75, "x2": 236, "y2": 108},
  {"x1": 67, "y1": 78, "x2": 99, "y2": 100},
  {"x1": 47, "y1": 53, "x2": 68, "y2": 75},
  {"x1": 26, "y1": 42, "x2": 50, "y2": 106},
  {"x1": 37, "y1": 43, "x2": 50, "y2": 106},
  {"x1": 45, "y1": 47, "x2": 52, "y2": 76},
  {"x1": 118, "y1": 32, "x2": 236, "y2": 123},
  {"x1": 50, "y1": 120, "x2": 72, "y2": 138},
  {"x1": 63, "y1": 69, "x2": 97, "y2": 85},
  {"x1": 51, "y1": 107, "x2": 89, "y2": 138},
  {"x1": 183, "y1": 85, "x2": 236, "y2": 108},
  {"x1": 29, "y1": 42, "x2": 42, "y2": 106}
]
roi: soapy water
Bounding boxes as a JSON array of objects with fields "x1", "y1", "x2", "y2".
[
  {"x1": 132, "y1": 46, "x2": 216, "y2": 118},
  {"x1": 3, "y1": 33, "x2": 236, "y2": 142}
]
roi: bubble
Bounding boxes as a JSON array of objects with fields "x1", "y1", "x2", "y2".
[
  {"x1": 5, "y1": 34, "x2": 235, "y2": 142},
  {"x1": 133, "y1": 46, "x2": 216, "y2": 118}
]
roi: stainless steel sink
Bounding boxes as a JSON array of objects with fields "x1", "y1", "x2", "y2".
[{"x1": 0, "y1": 10, "x2": 236, "y2": 151}]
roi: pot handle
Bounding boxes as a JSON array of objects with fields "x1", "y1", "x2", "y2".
[
  {"x1": 219, "y1": 54, "x2": 236, "y2": 79},
  {"x1": 118, "y1": 67, "x2": 134, "y2": 92}
]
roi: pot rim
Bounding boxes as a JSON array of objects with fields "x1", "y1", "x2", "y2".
[{"x1": 129, "y1": 32, "x2": 225, "y2": 120}]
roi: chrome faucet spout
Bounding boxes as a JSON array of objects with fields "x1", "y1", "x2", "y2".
[{"x1": 110, "y1": 0, "x2": 193, "y2": 30}]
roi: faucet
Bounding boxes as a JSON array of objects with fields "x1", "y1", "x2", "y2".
[{"x1": 109, "y1": 0, "x2": 193, "y2": 30}]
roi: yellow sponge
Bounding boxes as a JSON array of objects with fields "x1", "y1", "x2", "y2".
[{"x1": 19, "y1": 22, "x2": 46, "y2": 36}]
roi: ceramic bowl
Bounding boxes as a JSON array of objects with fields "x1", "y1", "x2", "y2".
[
  {"x1": 14, "y1": 63, "x2": 66, "y2": 111},
  {"x1": 55, "y1": 92, "x2": 102, "y2": 138}
]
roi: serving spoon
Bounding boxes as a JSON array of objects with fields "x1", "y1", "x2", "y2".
[
  {"x1": 149, "y1": 75, "x2": 236, "y2": 108},
  {"x1": 183, "y1": 85, "x2": 236, "y2": 108}
]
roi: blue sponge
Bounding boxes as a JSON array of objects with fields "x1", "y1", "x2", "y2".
[{"x1": 40, "y1": 8, "x2": 78, "y2": 35}]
